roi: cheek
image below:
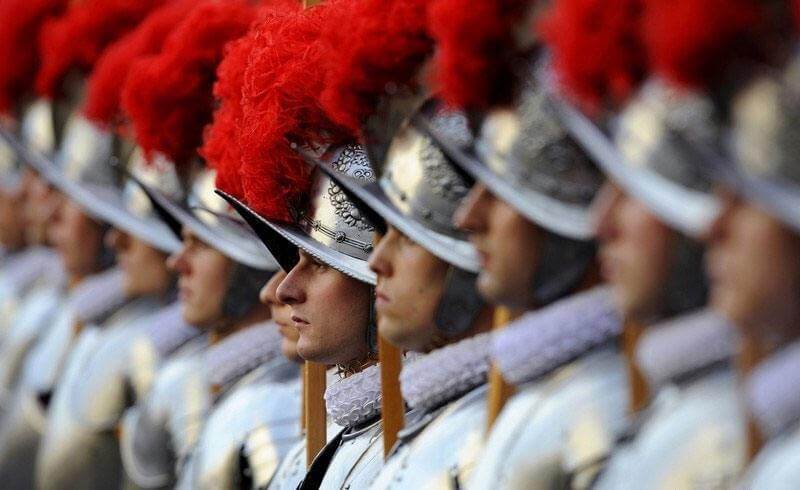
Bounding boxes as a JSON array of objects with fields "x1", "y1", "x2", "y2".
[
  {"x1": 195, "y1": 255, "x2": 230, "y2": 305},
  {"x1": 619, "y1": 205, "x2": 671, "y2": 283}
]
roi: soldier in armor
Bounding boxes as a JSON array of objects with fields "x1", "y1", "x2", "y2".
[
  {"x1": 114, "y1": 2, "x2": 302, "y2": 488},
  {"x1": 217, "y1": 4, "x2": 397, "y2": 489},
  {"x1": 702, "y1": 42, "x2": 800, "y2": 487},
  {"x1": 538, "y1": 0, "x2": 796, "y2": 486},
  {"x1": 363, "y1": 1, "x2": 622, "y2": 488}
]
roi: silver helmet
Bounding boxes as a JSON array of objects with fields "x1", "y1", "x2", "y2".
[
  {"x1": 319, "y1": 100, "x2": 486, "y2": 338},
  {"x1": 555, "y1": 78, "x2": 719, "y2": 316},
  {"x1": 555, "y1": 79, "x2": 723, "y2": 238},
  {"x1": 424, "y1": 63, "x2": 603, "y2": 241},
  {"x1": 220, "y1": 144, "x2": 378, "y2": 286},
  {"x1": 725, "y1": 53, "x2": 800, "y2": 233},
  {"x1": 142, "y1": 165, "x2": 278, "y2": 270},
  {"x1": 25, "y1": 107, "x2": 185, "y2": 254}
]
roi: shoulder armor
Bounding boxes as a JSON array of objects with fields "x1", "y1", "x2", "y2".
[
  {"x1": 744, "y1": 427, "x2": 800, "y2": 489},
  {"x1": 371, "y1": 384, "x2": 488, "y2": 490},
  {"x1": 120, "y1": 350, "x2": 209, "y2": 488},
  {"x1": 0, "y1": 286, "x2": 62, "y2": 405},
  {"x1": 35, "y1": 329, "x2": 124, "y2": 489},
  {"x1": 595, "y1": 368, "x2": 745, "y2": 489},
  {"x1": 468, "y1": 347, "x2": 628, "y2": 490},
  {"x1": 179, "y1": 365, "x2": 302, "y2": 490}
]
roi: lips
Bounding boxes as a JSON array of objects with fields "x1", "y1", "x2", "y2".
[{"x1": 291, "y1": 315, "x2": 310, "y2": 330}]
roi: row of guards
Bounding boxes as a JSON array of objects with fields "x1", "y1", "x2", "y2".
[{"x1": 0, "y1": 0, "x2": 797, "y2": 488}]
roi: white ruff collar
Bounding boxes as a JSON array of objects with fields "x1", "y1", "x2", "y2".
[
  {"x1": 492, "y1": 287, "x2": 622, "y2": 385},
  {"x1": 636, "y1": 309, "x2": 735, "y2": 388},
  {"x1": 325, "y1": 363, "x2": 382, "y2": 427},
  {"x1": 204, "y1": 322, "x2": 283, "y2": 391},
  {"x1": 68, "y1": 267, "x2": 128, "y2": 323},
  {"x1": 747, "y1": 341, "x2": 800, "y2": 439},
  {"x1": 140, "y1": 302, "x2": 200, "y2": 357},
  {"x1": 400, "y1": 333, "x2": 491, "y2": 412}
]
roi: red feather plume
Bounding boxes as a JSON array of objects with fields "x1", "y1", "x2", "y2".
[
  {"x1": 238, "y1": 2, "x2": 351, "y2": 222},
  {"x1": 121, "y1": 0, "x2": 258, "y2": 167},
  {"x1": 539, "y1": 0, "x2": 647, "y2": 113},
  {"x1": 319, "y1": 0, "x2": 432, "y2": 134},
  {"x1": 428, "y1": 0, "x2": 530, "y2": 111},
  {"x1": 35, "y1": 0, "x2": 166, "y2": 99},
  {"x1": 643, "y1": 0, "x2": 766, "y2": 90},
  {"x1": 202, "y1": 2, "x2": 300, "y2": 199},
  {"x1": 0, "y1": 0, "x2": 69, "y2": 115},
  {"x1": 83, "y1": 0, "x2": 198, "y2": 128}
]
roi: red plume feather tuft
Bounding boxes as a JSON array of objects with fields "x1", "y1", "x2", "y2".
[
  {"x1": 643, "y1": 0, "x2": 765, "y2": 90},
  {"x1": 428, "y1": 0, "x2": 529, "y2": 111},
  {"x1": 83, "y1": 0, "x2": 198, "y2": 128},
  {"x1": 122, "y1": 0, "x2": 258, "y2": 167},
  {"x1": 319, "y1": 0, "x2": 432, "y2": 133},
  {"x1": 35, "y1": 0, "x2": 165, "y2": 99},
  {"x1": 539, "y1": 0, "x2": 647, "y2": 113},
  {"x1": 0, "y1": 0, "x2": 69, "y2": 114},
  {"x1": 238, "y1": 3, "x2": 350, "y2": 222}
]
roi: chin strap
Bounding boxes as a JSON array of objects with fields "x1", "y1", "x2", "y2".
[
  {"x1": 434, "y1": 266, "x2": 486, "y2": 339},
  {"x1": 221, "y1": 263, "x2": 272, "y2": 320},
  {"x1": 530, "y1": 230, "x2": 596, "y2": 305},
  {"x1": 366, "y1": 286, "x2": 379, "y2": 354}
]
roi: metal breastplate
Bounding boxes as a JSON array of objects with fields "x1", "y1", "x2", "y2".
[
  {"x1": 265, "y1": 419, "x2": 344, "y2": 490},
  {"x1": 743, "y1": 425, "x2": 800, "y2": 489},
  {"x1": 318, "y1": 420, "x2": 384, "y2": 490},
  {"x1": 179, "y1": 361, "x2": 301, "y2": 490},
  {"x1": 370, "y1": 385, "x2": 488, "y2": 490},
  {"x1": 120, "y1": 349, "x2": 210, "y2": 489},
  {"x1": 0, "y1": 284, "x2": 63, "y2": 406},
  {"x1": 595, "y1": 368, "x2": 745, "y2": 490},
  {"x1": 467, "y1": 348, "x2": 628, "y2": 490},
  {"x1": 34, "y1": 300, "x2": 161, "y2": 490},
  {"x1": 129, "y1": 334, "x2": 208, "y2": 404}
]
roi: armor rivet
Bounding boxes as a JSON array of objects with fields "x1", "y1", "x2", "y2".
[
  {"x1": 421, "y1": 208, "x2": 432, "y2": 220},
  {"x1": 334, "y1": 231, "x2": 346, "y2": 242},
  {"x1": 399, "y1": 191, "x2": 407, "y2": 201}
]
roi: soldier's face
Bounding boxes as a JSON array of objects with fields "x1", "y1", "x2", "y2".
[
  {"x1": 0, "y1": 185, "x2": 26, "y2": 251},
  {"x1": 594, "y1": 183, "x2": 674, "y2": 320},
  {"x1": 260, "y1": 269, "x2": 302, "y2": 363},
  {"x1": 22, "y1": 169, "x2": 59, "y2": 246},
  {"x1": 705, "y1": 193, "x2": 800, "y2": 336},
  {"x1": 454, "y1": 183, "x2": 542, "y2": 310},
  {"x1": 168, "y1": 228, "x2": 232, "y2": 328},
  {"x1": 368, "y1": 226, "x2": 449, "y2": 352},
  {"x1": 106, "y1": 228, "x2": 172, "y2": 299},
  {"x1": 50, "y1": 198, "x2": 107, "y2": 280},
  {"x1": 276, "y1": 250, "x2": 371, "y2": 365}
]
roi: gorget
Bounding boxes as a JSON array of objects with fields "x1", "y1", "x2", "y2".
[
  {"x1": 67, "y1": 267, "x2": 128, "y2": 325},
  {"x1": 139, "y1": 302, "x2": 200, "y2": 358},
  {"x1": 0, "y1": 247, "x2": 64, "y2": 299},
  {"x1": 324, "y1": 363, "x2": 382, "y2": 427},
  {"x1": 635, "y1": 308, "x2": 735, "y2": 389},
  {"x1": 204, "y1": 322, "x2": 283, "y2": 398},
  {"x1": 401, "y1": 333, "x2": 491, "y2": 412},
  {"x1": 492, "y1": 287, "x2": 622, "y2": 385},
  {"x1": 747, "y1": 340, "x2": 800, "y2": 439}
]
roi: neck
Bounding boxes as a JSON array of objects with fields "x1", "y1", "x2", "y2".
[{"x1": 622, "y1": 318, "x2": 650, "y2": 414}]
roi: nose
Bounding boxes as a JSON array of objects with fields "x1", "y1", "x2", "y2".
[
  {"x1": 702, "y1": 188, "x2": 736, "y2": 245},
  {"x1": 276, "y1": 267, "x2": 305, "y2": 305},
  {"x1": 167, "y1": 245, "x2": 189, "y2": 274},
  {"x1": 454, "y1": 183, "x2": 490, "y2": 233},
  {"x1": 260, "y1": 270, "x2": 287, "y2": 306},
  {"x1": 367, "y1": 230, "x2": 395, "y2": 278},
  {"x1": 104, "y1": 228, "x2": 127, "y2": 252},
  {"x1": 592, "y1": 183, "x2": 623, "y2": 244}
]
